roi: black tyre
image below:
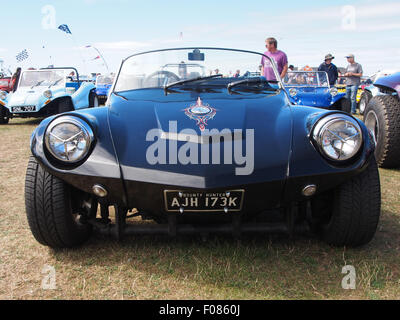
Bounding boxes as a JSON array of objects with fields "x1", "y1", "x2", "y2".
[
  {"x1": 311, "y1": 157, "x2": 381, "y2": 247},
  {"x1": 89, "y1": 91, "x2": 99, "y2": 108},
  {"x1": 358, "y1": 91, "x2": 371, "y2": 115},
  {"x1": 0, "y1": 107, "x2": 9, "y2": 124},
  {"x1": 364, "y1": 95, "x2": 400, "y2": 168},
  {"x1": 333, "y1": 97, "x2": 351, "y2": 113},
  {"x1": 25, "y1": 156, "x2": 93, "y2": 248},
  {"x1": 58, "y1": 99, "x2": 73, "y2": 114}
]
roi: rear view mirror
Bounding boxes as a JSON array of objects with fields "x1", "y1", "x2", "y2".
[{"x1": 188, "y1": 49, "x2": 204, "y2": 61}]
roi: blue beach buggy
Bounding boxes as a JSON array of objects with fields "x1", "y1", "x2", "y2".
[
  {"x1": 284, "y1": 71, "x2": 351, "y2": 113},
  {"x1": 0, "y1": 67, "x2": 98, "y2": 124}
]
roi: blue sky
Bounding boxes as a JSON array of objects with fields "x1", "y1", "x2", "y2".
[{"x1": 2, "y1": 0, "x2": 400, "y2": 76}]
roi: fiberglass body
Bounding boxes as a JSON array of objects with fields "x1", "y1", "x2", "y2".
[{"x1": 26, "y1": 48, "x2": 380, "y2": 247}]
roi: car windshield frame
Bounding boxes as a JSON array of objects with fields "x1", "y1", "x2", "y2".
[
  {"x1": 112, "y1": 47, "x2": 283, "y2": 94},
  {"x1": 17, "y1": 69, "x2": 67, "y2": 89},
  {"x1": 283, "y1": 71, "x2": 330, "y2": 88}
]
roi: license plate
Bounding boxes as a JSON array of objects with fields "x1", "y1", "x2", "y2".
[
  {"x1": 11, "y1": 105, "x2": 36, "y2": 112},
  {"x1": 164, "y1": 190, "x2": 244, "y2": 212}
]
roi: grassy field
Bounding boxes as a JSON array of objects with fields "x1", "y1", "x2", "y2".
[{"x1": 0, "y1": 118, "x2": 399, "y2": 300}]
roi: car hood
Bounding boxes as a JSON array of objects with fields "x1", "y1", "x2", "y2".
[
  {"x1": 7, "y1": 87, "x2": 48, "y2": 106},
  {"x1": 107, "y1": 89, "x2": 293, "y2": 188}
]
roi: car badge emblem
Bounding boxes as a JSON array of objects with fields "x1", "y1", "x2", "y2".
[{"x1": 183, "y1": 97, "x2": 216, "y2": 131}]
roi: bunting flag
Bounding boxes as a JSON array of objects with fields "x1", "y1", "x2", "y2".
[
  {"x1": 16, "y1": 49, "x2": 29, "y2": 63},
  {"x1": 92, "y1": 56, "x2": 100, "y2": 60},
  {"x1": 58, "y1": 24, "x2": 72, "y2": 34}
]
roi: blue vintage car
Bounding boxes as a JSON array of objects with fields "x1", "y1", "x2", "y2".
[
  {"x1": 284, "y1": 71, "x2": 351, "y2": 113},
  {"x1": 95, "y1": 74, "x2": 114, "y2": 105},
  {"x1": 25, "y1": 48, "x2": 380, "y2": 248},
  {"x1": 0, "y1": 67, "x2": 98, "y2": 124}
]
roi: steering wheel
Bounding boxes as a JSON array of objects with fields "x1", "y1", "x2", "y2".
[{"x1": 143, "y1": 71, "x2": 180, "y2": 87}]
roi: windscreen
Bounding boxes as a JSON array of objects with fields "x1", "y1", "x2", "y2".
[
  {"x1": 283, "y1": 71, "x2": 329, "y2": 87},
  {"x1": 96, "y1": 75, "x2": 114, "y2": 85},
  {"x1": 114, "y1": 48, "x2": 281, "y2": 92},
  {"x1": 19, "y1": 70, "x2": 66, "y2": 88}
]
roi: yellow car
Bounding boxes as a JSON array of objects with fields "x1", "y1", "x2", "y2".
[{"x1": 335, "y1": 84, "x2": 363, "y2": 103}]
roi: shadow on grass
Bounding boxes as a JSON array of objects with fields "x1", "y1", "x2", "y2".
[{"x1": 47, "y1": 209, "x2": 400, "y2": 299}]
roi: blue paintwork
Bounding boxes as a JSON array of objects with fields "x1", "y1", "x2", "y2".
[
  {"x1": 374, "y1": 71, "x2": 400, "y2": 97},
  {"x1": 30, "y1": 85, "x2": 375, "y2": 210},
  {"x1": 96, "y1": 84, "x2": 112, "y2": 97},
  {"x1": 284, "y1": 85, "x2": 346, "y2": 108},
  {"x1": 1, "y1": 70, "x2": 95, "y2": 117}
]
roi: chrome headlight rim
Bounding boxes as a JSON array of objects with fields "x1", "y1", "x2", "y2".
[
  {"x1": 43, "y1": 90, "x2": 52, "y2": 99},
  {"x1": 0, "y1": 90, "x2": 7, "y2": 100},
  {"x1": 312, "y1": 114, "x2": 363, "y2": 162},
  {"x1": 329, "y1": 87, "x2": 338, "y2": 96},
  {"x1": 289, "y1": 88, "x2": 297, "y2": 97},
  {"x1": 44, "y1": 115, "x2": 95, "y2": 165}
]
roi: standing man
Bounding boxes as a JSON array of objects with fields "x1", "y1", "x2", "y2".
[
  {"x1": 318, "y1": 54, "x2": 338, "y2": 86},
  {"x1": 260, "y1": 37, "x2": 288, "y2": 81},
  {"x1": 344, "y1": 54, "x2": 363, "y2": 114}
]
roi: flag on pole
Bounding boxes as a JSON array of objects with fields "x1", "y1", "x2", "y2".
[
  {"x1": 58, "y1": 24, "x2": 72, "y2": 34},
  {"x1": 16, "y1": 49, "x2": 29, "y2": 63}
]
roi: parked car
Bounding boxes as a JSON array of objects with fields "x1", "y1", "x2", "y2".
[
  {"x1": 358, "y1": 70, "x2": 400, "y2": 115},
  {"x1": 25, "y1": 48, "x2": 380, "y2": 249},
  {"x1": 363, "y1": 72, "x2": 400, "y2": 168},
  {"x1": 95, "y1": 74, "x2": 114, "y2": 105},
  {"x1": 0, "y1": 67, "x2": 98, "y2": 124},
  {"x1": 284, "y1": 71, "x2": 350, "y2": 112},
  {"x1": 0, "y1": 77, "x2": 12, "y2": 93}
]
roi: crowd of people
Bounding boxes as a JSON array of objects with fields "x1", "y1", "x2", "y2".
[
  {"x1": 7, "y1": 38, "x2": 365, "y2": 115},
  {"x1": 261, "y1": 36, "x2": 364, "y2": 114}
]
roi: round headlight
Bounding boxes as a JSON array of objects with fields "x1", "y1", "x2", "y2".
[
  {"x1": 43, "y1": 90, "x2": 52, "y2": 99},
  {"x1": 289, "y1": 88, "x2": 297, "y2": 97},
  {"x1": 0, "y1": 91, "x2": 7, "y2": 100},
  {"x1": 330, "y1": 87, "x2": 338, "y2": 96},
  {"x1": 45, "y1": 116, "x2": 94, "y2": 163},
  {"x1": 312, "y1": 115, "x2": 362, "y2": 161}
]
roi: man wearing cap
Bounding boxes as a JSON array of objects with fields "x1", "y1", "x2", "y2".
[
  {"x1": 318, "y1": 54, "x2": 338, "y2": 86},
  {"x1": 344, "y1": 54, "x2": 363, "y2": 114}
]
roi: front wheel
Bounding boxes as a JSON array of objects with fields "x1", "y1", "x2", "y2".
[
  {"x1": 89, "y1": 91, "x2": 99, "y2": 108},
  {"x1": 358, "y1": 92, "x2": 370, "y2": 115},
  {"x1": 25, "y1": 156, "x2": 94, "y2": 248},
  {"x1": 333, "y1": 97, "x2": 351, "y2": 113},
  {"x1": 364, "y1": 95, "x2": 400, "y2": 168},
  {"x1": 311, "y1": 157, "x2": 381, "y2": 247},
  {"x1": 0, "y1": 107, "x2": 10, "y2": 124}
]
